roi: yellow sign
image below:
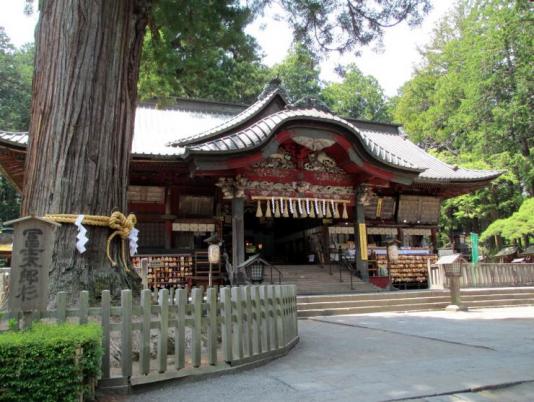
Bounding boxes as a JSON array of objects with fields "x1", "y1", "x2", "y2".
[{"x1": 359, "y1": 223, "x2": 368, "y2": 261}]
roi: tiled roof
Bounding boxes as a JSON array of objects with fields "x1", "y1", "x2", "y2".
[
  {"x1": 172, "y1": 86, "x2": 288, "y2": 146},
  {"x1": 187, "y1": 107, "x2": 422, "y2": 171},
  {"x1": 0, "y1": 131, "x2": 28, "y2": 147},
  {"x1": 352, "y1": 127, "x2": 502, "y2": 183},
  {"x1": 0, "y1": 96, "x2": 501, "y2": 183}
]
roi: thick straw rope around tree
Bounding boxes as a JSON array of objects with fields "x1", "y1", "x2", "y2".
[{"x1": 44, "y1": 211, "x2": 137, "y2": 270}]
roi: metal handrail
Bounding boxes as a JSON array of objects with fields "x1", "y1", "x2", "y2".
[
  {"x1": 339, "y1": 254, "x2": 356, "y2": 290},
  {"x1": 267, "y1": 263, "x2": 283, "y2": 285}
]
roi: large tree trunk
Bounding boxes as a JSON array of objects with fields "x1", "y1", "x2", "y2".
[{"x1": 22, "y1": 0, "x2": 150, "y2": 302}]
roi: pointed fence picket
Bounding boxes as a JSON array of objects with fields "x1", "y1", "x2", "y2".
[{"x1": 0, "y1": 284, "x2": 299, "y2": 386}]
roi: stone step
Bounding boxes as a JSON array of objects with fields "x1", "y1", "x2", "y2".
[
  {"x1": 298, "y1": 295, "x2": 452, "y2": 310},
  {"x1": 298, "y1": 301, "x2": 450, "y2": 318},
  {"x1": 297, "y1": 291, "x2": 534, "y2": 317}
]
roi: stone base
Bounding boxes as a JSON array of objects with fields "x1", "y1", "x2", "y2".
[{"x1": 445, "y1": 304, "x2": 468, "y2": 312}]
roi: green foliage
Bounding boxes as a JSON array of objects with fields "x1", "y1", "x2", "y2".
[
  {"x1": 0, "y1": 175, "x2": 20, "y2": 223},
  {"x1": 138, "y1": 1, "x2": 268, "y2": 104},
  {"x1": 322, "y1": 64, "x2": 391, "y2": 121},
  {"x1": 0, "y1": 323, "x2": 102, "y2": 402},
  {"x1": 481, "y1": 198, "x2": 534, "y2": 243},
  {"x1": 394, "y1": 0, "x2": 533, "y2": 247},
  {"x1": 0, "y1": 27, "x2": 33, "y2": 131},
  {"x1": 265, "y1": 0, "x2": 431, "y2": 54},
  {"x1": 269, "y1": 44, "x2": 322, "y2": 102}
]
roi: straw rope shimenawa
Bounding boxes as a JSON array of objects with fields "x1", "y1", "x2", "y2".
[{"x1": 44, "y1": 211, "x2": 137, "y2": 270}]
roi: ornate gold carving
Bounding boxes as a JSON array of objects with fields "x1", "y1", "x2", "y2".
[
  {"x1": 252, "y1": 149, "x2": 295, "y2": 169},
  {"x1": 216, "y1": 175, "x2": 248, "y2": 199},
  {"x1": 304, "y1": 151, "x2": 345, "y2": 174}
]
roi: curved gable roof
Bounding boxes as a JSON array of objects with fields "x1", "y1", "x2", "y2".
[
  {"x1": 185, "y1": 107, "x2": 422, "y2": 172},
  {"x1": 174, "y1": 85, "x2": 289, "y2": 147}
]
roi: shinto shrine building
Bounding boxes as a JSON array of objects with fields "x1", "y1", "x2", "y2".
[{"x1": 0, "y1": 81, "x2": 500, "y2": 292}]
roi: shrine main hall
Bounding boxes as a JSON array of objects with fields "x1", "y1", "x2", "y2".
[{"x1": 0, "y1": 81, "x2": 499, "y2": 292}]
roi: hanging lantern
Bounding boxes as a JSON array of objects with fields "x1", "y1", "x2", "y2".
[
  {"x1": 256, "y1": 200, "x2": 263, "y2": 218},
  {"x1": 265, "y1": 200, "x2": 272, "y2": 218},
  {"x1": 282, "y1": 198, "x2": 289, "y2": 218},
  {"x1": 274, "y1": 198, "x2": 281, "y2": 218},
  {"x1": 342, "y1": 202, "x2": 349, "y2": 219},
  {"x1": 333, "y1": 201, "x2": 340, "y2": 219}
]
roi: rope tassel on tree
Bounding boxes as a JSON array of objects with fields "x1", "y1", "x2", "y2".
[{"x1": 44, "y1": 211, "x2": 138, "y2": 271}]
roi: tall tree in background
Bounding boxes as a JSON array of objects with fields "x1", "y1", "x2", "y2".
[
  {"x1": 322, "y1": 64, "x2": 391, "y2": 121},
  {"x1": 0, "y1": 27, "x2": 33, "y2": 223},
  {"x1": 139, "y1": 0, "x2": 268, "y2": 104},
  {"x1": 393, "y1": 0, "x2": 533, "y2": 249},
  {"x1": 22, "y1": 0, "x2": 431, "y2": 298},
  {"x1": 269, "y1": 44, "x2": 322, "y2": 102}
]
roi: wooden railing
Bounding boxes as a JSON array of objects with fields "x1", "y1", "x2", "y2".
[
  {"x1": 428, "y1": 263, "x2": 534, "y2": 289},
  {"x1": 0, "y1": 284, "x2": 299, "y2": 387}
]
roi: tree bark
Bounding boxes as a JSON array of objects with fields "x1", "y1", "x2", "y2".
[{"x1": 22, "y1": 0, "x2": 151, "y2": 302}]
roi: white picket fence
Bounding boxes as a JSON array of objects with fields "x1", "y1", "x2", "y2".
[
  {"x1": 1, "y1": 285, "x2": 299, "y2": 386},
  {"x1": 428, "y1": 263, "x2": 534, "y2": 289}
]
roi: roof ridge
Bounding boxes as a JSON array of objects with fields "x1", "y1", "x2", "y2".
[{"x1": 170, "y1": 86, "x2": 288, "y2": 147}]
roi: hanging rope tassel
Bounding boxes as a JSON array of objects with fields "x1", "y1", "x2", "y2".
[
  {"x1": 333, "y1": 201, "x2": 340, "y2": 219},
  {"x1": 256, "y1": 200, "x2": 263, "y2": 218},
  {"x1": 309, "y1": 199, "x2": 316, "y2": 218},
  {"x1": 342, "y1": 202, "x2": 349, "y2": 219},
  {"x1": 265, "y1": 200, "x2": 272, "y2": 218},
  {"x1": 290, "y1": 199, "x2": 298, "y2": 218},
  {"x1": 274, "y1": 198, "x2": 281, "y2": 218},
  {"x1": 315, "y1": 199, "x2": 323, "y2": 218},
  {"x1": 282, "y1": 198, "x2": 289, "y2": 218},
  {"x1": 326, "y1": 201, "x2": 332, "y2": 218}
]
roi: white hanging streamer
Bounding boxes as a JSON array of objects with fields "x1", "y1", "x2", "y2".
[
  {"x1": 315, "y1": 198, "x2": 320, "y2": 215},
  {"x1": 298, "y1": 199, "x2": 304, "y2": 214},
  {"x1": 128, "y1": 228, "x2": 139, "y2": 256},
  {"x1": 74, "y1": 214, "x2": 88, "y2": 254},
  {"x1": 280, "y1": 197, "x2": 285, "y2": 215},
  {"x1": 271, "y1": 197, "x2": 275, "y2": 212},
  {"x1": 306, "y1": 198, "x2": 311, "y2": 215},
  {"x1": 322, "y1": 200, "x2": 327, "y2": 216},
  {"x1": 289, "y1": 198, "x2": 294, "y2": 213}
]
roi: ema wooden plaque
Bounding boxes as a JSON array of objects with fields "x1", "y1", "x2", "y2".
[{"x1": 7, "y1": 216, "x2": 59, "y2": 313}]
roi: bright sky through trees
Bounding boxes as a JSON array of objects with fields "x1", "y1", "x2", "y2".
[{"x1": 1, "y1": 0, "x2": 452, "y2": 96}]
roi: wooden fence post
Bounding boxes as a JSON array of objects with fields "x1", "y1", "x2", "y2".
[
  {"x1": 268, "y1": 285, "x2": 277, "y2": 350},
  {"x1": 252, "y1": 286, "x2": 262, "y2": 355},
  {"x1": 191, "y1": 287, "x2": 202, "y2": 368},
  {"x1": 79, "y1": 291, "x2": 89, "y2": 324},
  {"x1": 101, "y1": 290, "x2": 111, "y2": 380},
  {"x1": 221, "y1": 286, "x2": 233, "y2": 363},
  {"x1": 174, "y1": 288, "x2": 186, "y2": 370},
  {"x1": 232, "y1": 286, "x2": 244, "y2": 360},
  {"x1": 121, "y1": 289, "x2": 133, "y2": 379},
  {"x1": 158, "y1": 289, "x2": 169, "y2": 373},
  {"x1": 259, "y1": 285, "x2": 271, "y2": 352},
  {"x1": 207, "y1": 287, "x2": 218, "y2": 366},
  {"x1": 56, "y1": 291, "x2": 67, "y2": 323},
  {"x1": 274, "y1": 286, "x2": 284, "y2": 348},
  {"x1": 244, "y1": 286, "x2": 253, "y2": 358},
  {"x1": 140, "y1": 289, "x2": 151, "y2": 375}
]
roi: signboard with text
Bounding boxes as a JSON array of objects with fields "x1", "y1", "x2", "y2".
[{"x1": 7, "y1": 216, "x2": 59, "y2": 313}]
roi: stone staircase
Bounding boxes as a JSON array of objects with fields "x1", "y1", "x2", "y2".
[
  {"x1": 297, "y1": 287, "x2": 534, "y2": 318},
  {"x1": 274, "y1": 264, "x2": 382, "y2": 295}
]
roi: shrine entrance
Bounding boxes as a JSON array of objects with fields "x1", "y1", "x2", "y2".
[{"x1": 243, "y1": 207, "x2": 325, "y2": 264}]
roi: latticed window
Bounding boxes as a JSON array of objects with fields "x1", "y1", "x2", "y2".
[
  {"x1": 178, "y1": 196, "x2": 214, "y2": 217},
  {"x1": 137, "y1": 222, "x2": 165, "y2": 249}
]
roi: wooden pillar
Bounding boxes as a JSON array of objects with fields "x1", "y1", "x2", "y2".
[
  {"x1": 354, "y1": 187, "x2": 369, "y2": 281},
  {"x1": 232, "y1": 197, "x2": 245, "y2": 268},
  {"x1": 164, "y1": 187, "x2": 172, "y2": 250},
  {"x1": 430, "y1": 228, "x2": 438, "y2": 254}
]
